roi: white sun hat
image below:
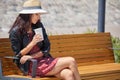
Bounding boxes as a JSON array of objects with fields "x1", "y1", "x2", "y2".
[{"x1": 19, "y1": 0, "x2": 47, "y2": 14}]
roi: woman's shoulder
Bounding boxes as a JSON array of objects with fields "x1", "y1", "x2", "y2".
[
  {"x1": 10, "y1": 26, "x2": 19, "y2": 33},
  {"x1": 9, "y1": 26, "x2": 21, "y2": 38}
]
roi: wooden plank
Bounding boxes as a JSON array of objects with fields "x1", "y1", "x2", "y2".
[
  {"x1": 0, "y1": 42, "x2": 11, "y2": 47},
  {"x1": 0, "y1": 53, "x2": 14, "y2": 56},
  {"x1": 77, "y1": 60, "x2": 115, "y2": 66},
  {"x1": 0, "y1": 49, "x2": 13, "y2": 53},
  {"x1": 50, "y1": 42, "x2": 112, "y2": 49},
  {"x1": 0, "y1": 38, "x2": 10, "y2": 42},
  {"x1": 50, "y1": 37, "x2": 111, "y2": 43},
  {"x1": 5, "y1": 75, "x2": 59, "y2": 80},
  {"x1": 33, "y1": 77, "x2": 59, "y2": 80},
  {"x1": 81, "y1": 72, "x2": 120, "y2": 80},
  {"x1": 51, "y1": 48, "x2": 114, "y2": 57},
  {"x1": 48, "y1": 32, "x2": 110, "y2": 39},
  {"x1": 51, "y1": 42, "x2": 112, "y2": 48},
  {"x1": 50, "y1": 36, "x2": 111, "y2": 43},
  {"x1": 50, "y1": 46, "x2": 113, "y2": 53},
  {"x1": 76, "y1": 56, "x2": 114, "y2": 64},
  {"x1": 79, "y1": 63, "x2": 120, "y2": 76}
]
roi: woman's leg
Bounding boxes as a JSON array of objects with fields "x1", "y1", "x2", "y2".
[
  {"x1": 55, "y1": 69, "x2": 74, "y2": 80},
  {"x1": 45, "y1": 57, "x2": 81, "y2": 80}
]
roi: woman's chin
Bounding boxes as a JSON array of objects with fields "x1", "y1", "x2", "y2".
[{"x1": 32, "y1": 22, "x2": 37, "y2": 24}]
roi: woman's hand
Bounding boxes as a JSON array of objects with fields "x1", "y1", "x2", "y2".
[
  {"x1": 32, "y1": 34, "x2": 43, "y2": 45},
  {"x1": 20, "y1": 55, "x2": 32, "y2": 64}
]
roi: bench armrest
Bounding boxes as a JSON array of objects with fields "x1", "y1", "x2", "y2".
[
  {"x1": 0, "y1": 59, "x2": 3, "y2": 78},
  {"x1": 109, "y1": 48, "x2": 120, "y2": 50},
  {"x1": 28, "y1": 58, "x2": 37, "y2": 78},
  {"x1": 4, "y1": 56, "x2": 37, "y2": 78},
  {"x1": 4, "y1": 56, "x2": 19, "y2": 59}
]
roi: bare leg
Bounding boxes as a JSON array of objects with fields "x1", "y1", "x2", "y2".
[
  {"x1": 55, "y1": 69, "x2": 75, "y2": 80},
  {"x1": 45, "y1": 57, "x2": 81, "y2": 80},
  {"x1": 69, "y1": 58, "x2": 80, "y2": 80}
]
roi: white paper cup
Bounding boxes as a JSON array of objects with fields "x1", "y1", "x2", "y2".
[{"x1": 34, "y1": 28, "x2": 44, "y2": 40}]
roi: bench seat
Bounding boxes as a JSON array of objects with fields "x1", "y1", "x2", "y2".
[
  {"x1": 5, "y1": 63, "x2": 120, "y2": 80},
  {"x1": 79, "y1": 63, "x2": 120, "y2": 80}
]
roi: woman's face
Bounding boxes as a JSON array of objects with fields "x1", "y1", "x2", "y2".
[{"x1": 31, "y1": 13, "x2": 40, "y2": 24}]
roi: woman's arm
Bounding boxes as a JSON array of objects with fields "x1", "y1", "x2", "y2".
[
  {"x1": 9, "y1": 28, "x2": 43, "y2": 56},
  {"x1": 30, "y1": 51, "x2": 43, "y2": 58},
  {"x1": 9, "y1": 29, "x2": 22, "y2": 56},
  {"x1": 20, "y1": 51, "x2": 43, "y2": 64},
  {"x1": 20, "y1": 34, "x2": 41, "y2": 56},
  {"x1": 20, "y1": 34, "x2": 44, "y2": 64}
]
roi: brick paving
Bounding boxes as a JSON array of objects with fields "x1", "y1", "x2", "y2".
[{"x1": 0, "y1": 0, "x2": 120, "y2": 38}]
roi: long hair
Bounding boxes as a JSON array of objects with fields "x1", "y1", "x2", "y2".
[{"x1": 9, "y1": 14, "x2": 32, "y2": 34}]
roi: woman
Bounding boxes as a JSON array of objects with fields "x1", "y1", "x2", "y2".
[{"x1": 9, "y1": 0, "x2": 81, "y2": 80}]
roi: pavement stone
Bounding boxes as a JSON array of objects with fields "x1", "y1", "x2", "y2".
[{"x1": 0, "y1": 0, "x2": 120, "y2": 38}]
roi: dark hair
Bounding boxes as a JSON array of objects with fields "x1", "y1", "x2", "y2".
[{"x1": 9, "y1": 14, "x2": 32, "y2": 34}]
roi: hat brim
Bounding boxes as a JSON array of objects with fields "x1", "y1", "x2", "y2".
[{"x1": 19, "y1": 9, "x2": 47, "y2": 14}]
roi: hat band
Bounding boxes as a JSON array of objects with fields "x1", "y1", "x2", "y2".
[{"x1": 23, "y1": 6, "x2": 42, "y2": 10}]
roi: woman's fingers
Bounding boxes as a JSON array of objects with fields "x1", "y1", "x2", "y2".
[
  {"x1": 33, "y1": 34, "x2": 43, "y2": 44},
  {"x1": 20, "y1": 56, "x2": 32, "y2": 64}
]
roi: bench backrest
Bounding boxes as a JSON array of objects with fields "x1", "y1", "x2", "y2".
[
  {"x1": 49, "y1": 32, "x2": 115, "y2": 66},
  {"x1": 0, "y1": 32, "x2": 114, "y2": 76}
]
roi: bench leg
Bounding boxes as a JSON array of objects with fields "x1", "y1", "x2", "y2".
[
  {"x1": 2, "y1": 77, "x2": 31, "y2": 80},
  {"x1": 30, "y1": 59, "x2": 37, "y2": 78},
  {"x1": 0, "y1": 59, "x2": 3, "y2": 80}
]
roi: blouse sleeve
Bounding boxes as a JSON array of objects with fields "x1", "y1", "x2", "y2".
[
  {"x1": 38, "y1": 23, "x2": 51, "y2": 57},
  {"x1": 9, "y1": 29, "x2": 22, "y2": 56}
]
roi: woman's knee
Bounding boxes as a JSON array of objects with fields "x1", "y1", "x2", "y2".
[
  {"x1": 60, "y1": 69, "x2": 74, "y2": 80},
  {"x1": 66, "y1": 70, "x2": 74, "y2": 79},
  {"x1": 67, "y1": 57, "x2": 76, "y2": 64}
]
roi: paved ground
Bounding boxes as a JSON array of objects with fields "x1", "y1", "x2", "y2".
[
  {"x1": 0, "y1": 25, "x2": 119, "y2": 38},
  {"x1": 105, "y1": 25, "x2": 120, "y2": 38},
  {"x1": 0, "y1": 0, "x2": 120, "y2": 38}
]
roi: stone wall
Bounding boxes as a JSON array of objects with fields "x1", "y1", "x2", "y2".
[{"x1": 0, "y1": 0, "x2": 120, "y2": 37}]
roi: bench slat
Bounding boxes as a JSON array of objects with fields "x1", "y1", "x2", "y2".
[
  {"x1": 48, "y1": 32, "x2": 110, "y2": 39},
  {"x1": 50, "y1": 36, "x2": 110, "y2": 43},
  {"x1": 79, "y1": 63, "x2": 120, "y2": 76}
]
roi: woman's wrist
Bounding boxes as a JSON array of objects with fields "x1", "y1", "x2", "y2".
[
  {"x1": 29, "y1": 55, "x2": 33, "y2": 59},
  {"x1": 30, "y1": 41, "x2": 36, "y2": 46},
  {"x1": 31, "y1": 51, "x2": 43, "y2": 58}
]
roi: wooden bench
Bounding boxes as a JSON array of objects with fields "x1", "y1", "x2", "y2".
[{"x1": 0, "y1": 32, "x2": 120, "y2": 80}]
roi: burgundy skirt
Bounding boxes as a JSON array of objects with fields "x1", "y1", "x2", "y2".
[
  {"x1": 28, "y1": 33, "x2": 58, "y2": 77},
  {"x1": 28, "y1": 57, "x2": 58, "y2": 77}
]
